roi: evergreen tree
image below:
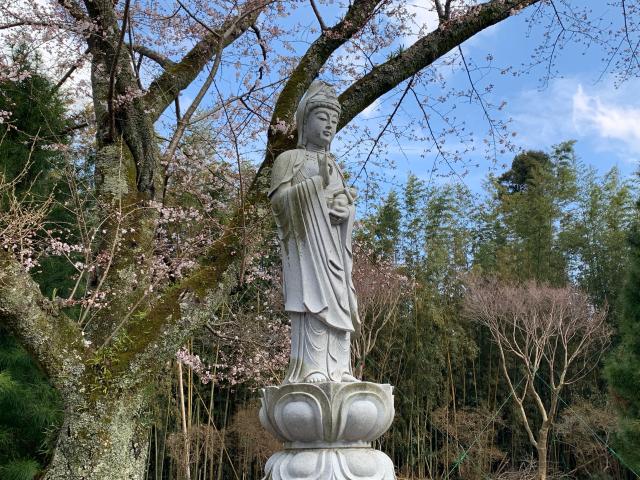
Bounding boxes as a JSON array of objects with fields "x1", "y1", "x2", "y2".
[
  {"x1": 401, "y1": 173, "x2": 427, "y2": 271},
  {"x1": 0, "y1": 46, "x2": 68, "y2": 199},
  {"x1": 482, "y1": 143, "x2": 579, "y2": 284},
  {"x1": 498, "y1": 149, "x2": 552, "y2": 193},
  {"x1": 0, "y1": 327, "x2": 62, "y2": 480},
  {"x1": 605, "y1": 199, "x2": 640, "y2": 471},
  {"x1": 562, "y1": 166, "x2": 635, "y2": 310},
  {"x1": 370, "y1": 190, "x2": 402, "y2": 261},
  {"x1": 0, "y1": 44, "x2": 77, "y2": 298},
  {"x1": 0, "y1": 46, "x2": 68, "y2": 479}
]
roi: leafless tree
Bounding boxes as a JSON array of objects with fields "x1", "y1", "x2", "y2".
[
  {"x1": 351, "y1": 244, "x2": 408, "y2": 379},
  {"x1": 463, "y1": 276, "x2": 612, "y2": 480}
]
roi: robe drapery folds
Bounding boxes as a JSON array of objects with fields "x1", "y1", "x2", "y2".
[{"x1": 269, "y1": 149, "x2": 360, "y2": 334}]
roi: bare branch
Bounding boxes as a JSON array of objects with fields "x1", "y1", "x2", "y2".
[
  {"x1": 433, "y1": 0, "x2": 446, "y2": 21},
  {"x1": 52, "y1": 47, "x2": 90, "y2": 92},
  {"x1": 621, "y1": 0, "x2": 640, "y2": 71},
  {"x1": 130, "y1": 44, "x2": 176, "y2": 69},
  {"x1": 162, "y1": 44, "x2": 225, "y2": 170},
  {"x1": 338, "y1": 0, "x2": 541, "y2": 129},
  {"x1": 142, "y1": 2, "x2": 267, "y2": 122},
  {"x1": 175, "y1": 0, "x2": 221, "y2": 38},
  {"x1": 458, "y1": 46, "x2": 500, "y2": 158},
  {"x1": 444, "y1": 0, "x2": 453, "y2": 19},
  {"x1": 309, "y1": 0, "x2": 328, "y2": 31},
  {"x1": 107, "y1": 0, "x2": 132, "y2": 139},
  {"x1": 351, "y1": 75, "x2": 415, "y2": 185}
]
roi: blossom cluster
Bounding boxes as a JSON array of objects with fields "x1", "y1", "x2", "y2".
[{"x1": 176, "y1": 347, "x2": 215, "y2": 385}]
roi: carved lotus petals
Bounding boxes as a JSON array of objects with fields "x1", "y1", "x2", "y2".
[
  {"x1": 334, "y1": 384, "x2": 395, "y2": 443},
  {"x1": 259, "y1": 382, "x2": 394, "y2": 445},
  {"x1": 275, "y1": 393, "x2": 324, "y2": 442},
  {"x1": 264, "y1": 449, "x2": 395, "y2": 480}
]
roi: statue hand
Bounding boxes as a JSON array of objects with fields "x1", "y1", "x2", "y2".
[{"x1": 329, "y1": 205, "x2": 350, "y2": 225}]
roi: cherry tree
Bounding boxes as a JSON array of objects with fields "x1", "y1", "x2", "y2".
[{"x1": 0, "y1": 0, "x2": 637, "y2": 478}]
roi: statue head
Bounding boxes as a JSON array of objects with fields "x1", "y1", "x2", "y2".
[{"x1": 296, "y1": 80, "x2": 341, "y2": 151}]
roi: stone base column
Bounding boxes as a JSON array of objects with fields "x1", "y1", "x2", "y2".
[{"x1": 259, "y1": 382, "x2": 396, "y2": 479}]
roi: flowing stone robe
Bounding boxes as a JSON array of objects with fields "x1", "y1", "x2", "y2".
[{"x1": 269, "y1": 148, "x2": 359, "y2": 383}]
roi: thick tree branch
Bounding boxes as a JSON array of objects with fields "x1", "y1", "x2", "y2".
[
  {"x1": 58, "y1": 0, "x2": 89, "y2": 22},
  {"x1": 309, "y1": 0, "x2": 328, "y2": 31},
  {"x1": 338, "y1": 0, "x2": 541, "y2": 129},
  {"x1": 130, "y1": 44, "x2": 177, "y2": 69},
  {"x1": 142, "y1": 4, "x2": 266, "y2": 122},
  {"x1": 434, "y1": 0, "x2": 446, "y2": 21},
  {"x1": 0, "y1": 250, "x2": 87, "y2": 392}
]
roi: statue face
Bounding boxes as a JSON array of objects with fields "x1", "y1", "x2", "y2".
[{"x1": 304, "y1": 107, "x2": 339, "y2": 150}]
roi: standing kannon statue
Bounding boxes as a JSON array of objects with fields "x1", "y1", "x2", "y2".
[
  {"x1": 259, "y1": 80, "x2": 396, "y2": 480},
  {"x1": 269, "y1": 80, "x2": 360, "y2": 384}
]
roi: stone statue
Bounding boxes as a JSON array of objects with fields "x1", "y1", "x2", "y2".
[
  {"x1": 269, "y1": 80, "x2": 360, "y2": 384},
  {"x1": 260, "y1": 80, "x2": 396, "y2": 480}
]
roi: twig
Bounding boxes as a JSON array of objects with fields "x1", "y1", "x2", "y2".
[
  {"x1": 176, "y1": 0, "x2": 221, "y2": 38},
  {"x1": 410, "y1": 87, "x2": 465, "y2": 185},
  {"x1": 52, "y1": 48, "x2": 90, "y2": 92},
  {"x1": 458, "y1": 45, "x2": 500, "y2": 160},
  {"x1": 622, "y1": 0, "x2": 640, "y2": 73},
  {"x1": 309, "y1": 0, "x2": 328, "y2": 31},
  {"x1": 351, "y1": 75, "x2": 415, "y2": 186}
]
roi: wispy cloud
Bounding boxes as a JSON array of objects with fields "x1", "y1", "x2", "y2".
[
  {"x1": 360, "y1": 97, "x2": 382, "y2": 119},
  {"x1": 509, "y1": 77, "x2": 640, "y2": 166},
  {"x1": 572, "y1": 84, "x2": 640, "y2": 152},
  {"x1": 402, "y1": 2, "x2": 440, "y2": 45}
]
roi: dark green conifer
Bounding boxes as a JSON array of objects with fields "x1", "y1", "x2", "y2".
[
  {"x1": 605, "y1": 203, "x2": 640, "y2": 471},
  {"x1": 0, "y1": 45, "x2": 68, "y2": 479}
]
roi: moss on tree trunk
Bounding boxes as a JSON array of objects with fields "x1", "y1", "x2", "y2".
[{"x1": 42, "y1": 393, "x2": 149, "y2": 480}]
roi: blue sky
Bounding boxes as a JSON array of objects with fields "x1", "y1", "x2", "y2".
[
  {"x1": 6, "y1": 0, "x2": 638, "y2": 197},
  {"x1": 316, "y1": 0, "x2": 640, "y2": 197}
]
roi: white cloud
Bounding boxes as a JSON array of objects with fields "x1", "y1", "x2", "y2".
[
  {"x1": 507, "y1": 77, "x2": 640, "y2": 171},
  {"x1": 572, "y1": 84, "x2": 640, "y2": 152},
  {"x1": 402, "y1": 2, "x2": 440, "y2": 45},
  {"x1": 361, "y1": 97, "x2": 381, "y2": 119},
  {"x1": 509, "y1": 78, "x2": 579, "y2": 147}
]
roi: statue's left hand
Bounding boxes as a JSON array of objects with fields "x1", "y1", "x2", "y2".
[{"x1": 329, "y1": 205, "x2": 350, "y2": 225}]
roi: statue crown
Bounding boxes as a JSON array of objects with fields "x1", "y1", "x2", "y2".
[
  {"x1": 296, "y1": 80, "x2": 341, "y2": 149},
  {"x1": 303, "y1": 80, "x2": 341, "y2": 113}
]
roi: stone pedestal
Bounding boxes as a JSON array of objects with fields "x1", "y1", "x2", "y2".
[{"x1": 259, "y1": 382, "x2": 396, "y2": 479}]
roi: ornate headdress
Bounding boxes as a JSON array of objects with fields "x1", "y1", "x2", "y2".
[{"x1": 295, "y1": 80, "x2": 341, "y2": 149}]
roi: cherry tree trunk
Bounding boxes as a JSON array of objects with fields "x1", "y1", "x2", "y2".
[{"x1": 42, "y1": 393, "x2": 149, "y2": 480}]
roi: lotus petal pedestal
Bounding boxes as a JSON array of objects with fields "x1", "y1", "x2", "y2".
[{"x1": 259, "y1": 382, "x2": 396, "y2": 479}]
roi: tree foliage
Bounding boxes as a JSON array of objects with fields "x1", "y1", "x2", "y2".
[{"x1": 605, "y1": 197, "x2": 640, "y2": 471}]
